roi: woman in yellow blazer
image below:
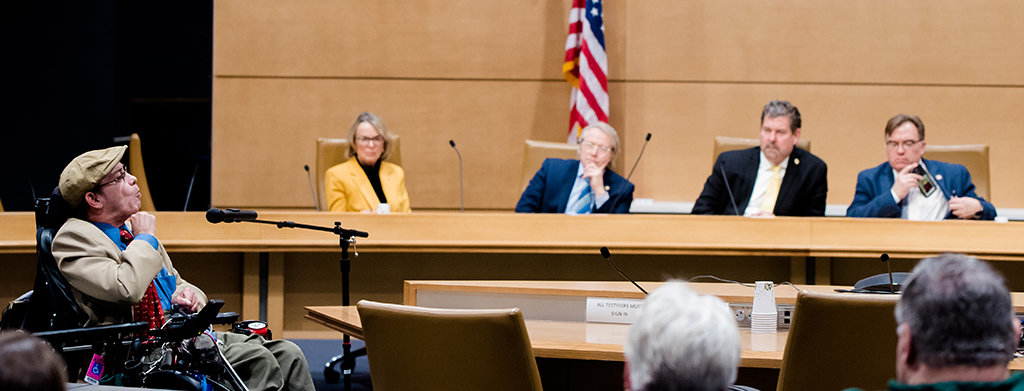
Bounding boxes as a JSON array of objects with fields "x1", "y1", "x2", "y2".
[{"x1": 325, "y1": 112, "x2": 411, "y2": 212}]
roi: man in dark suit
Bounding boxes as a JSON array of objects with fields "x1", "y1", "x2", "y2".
[
  {"x1": 846, "y1": 114, "x2": 995, "y2": 220},
  {"x1": 516, "y1": 122, "x2": 634, "y2": 214},
  {"x1": 692, "y1": 100, "x2": 828, "y2": 216}
]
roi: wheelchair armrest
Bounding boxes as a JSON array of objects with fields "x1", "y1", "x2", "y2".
[{"x1": 34, "y1": 321, "x2": 149, "y2": 346}]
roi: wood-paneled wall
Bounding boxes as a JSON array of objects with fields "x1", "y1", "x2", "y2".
[{"x1": 213, "y1": 0, "x2": 1024, "y2": 209}]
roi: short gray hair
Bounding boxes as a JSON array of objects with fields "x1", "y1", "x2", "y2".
[
  {"x1": 625, "y1": 281, "x2": 740, "y2": 391},
  {"x1": 895, "y1": 253, "x2": 1017, "y2": 368},
  {"x1": 760, "y1": 100, "x2": 801, "y2": 132},
  {"x1": 580, "y1": 121, "x2": 620, "y2": 169},
  {"x1": 345, "y1": 111, "x2": 395, "y2": 161}
]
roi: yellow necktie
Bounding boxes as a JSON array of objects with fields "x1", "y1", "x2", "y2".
[{"x1": 760, "y1": 166, "x2": 782, "y2": 213}]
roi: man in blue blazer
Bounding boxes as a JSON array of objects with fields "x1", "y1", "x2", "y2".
[
  {"x1": 846, "y1": 114, "x2": 995, "y2": 220},
  {"x1": 516, "y1": 122, "x2": 635, "y2": 214}
]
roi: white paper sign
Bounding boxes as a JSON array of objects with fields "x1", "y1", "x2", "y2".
[{"x1": 585, "y1": 297, "x2": 645, "y2": 324}]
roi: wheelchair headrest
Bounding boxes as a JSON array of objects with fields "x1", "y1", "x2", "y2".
[{"x1": 35, "y1": 187, "x2": 72, "y2": 230}]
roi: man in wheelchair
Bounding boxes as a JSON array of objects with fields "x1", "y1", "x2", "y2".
[{"x1": 50, "y1": 146, "x2": 314, "y2": 391}]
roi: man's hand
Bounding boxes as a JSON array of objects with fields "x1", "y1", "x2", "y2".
[
  {"x1": 891, "y1": 163, "x2": 923, "y2": 201},
  {"x1": 129, "y1": 212, "x2": 157, "y2": 236},
  {"x1": 748, "y1": 210, "x2": 775, "y2": 218},
  {"x1": 949, "y1": 196, "x2": 983, "y2": 219},
  {"x1": 583, "y1": 162, "x2": 607, "y2": 196},
  {"x1": 172, "y1": 287, "x2": 201, "y2": 313}
]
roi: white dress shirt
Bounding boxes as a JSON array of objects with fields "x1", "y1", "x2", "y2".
[
  {"x1": 744, "y1": 152, "x2": 789, "y2": 216},
  {"x1": 891, "y1": 165, "x2": 948, "y2": 221}
]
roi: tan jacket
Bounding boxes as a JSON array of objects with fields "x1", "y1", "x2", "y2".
[
  {"x1": 325, "y1": 157, "x2": 411, "y2": 213},
  {"x1": 52, "y1": 218, "x2": 207, "y2": 326}
]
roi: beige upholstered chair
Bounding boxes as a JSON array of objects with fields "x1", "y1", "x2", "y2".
[
  {"x1": 775, "y1": 291, "x2": 899, "y2": 391},
  {"x1": 923, "y1": 144, "x2": 990, "y2": 201},
  {"x1": 356, "y1": 300, "x2": 543, "y2": 391},
  {"x1": 712, "y1": 136, "x2": 812, "y2": 167},
  {"x1": 129, "y1": 133, "x2": 156, "y2": 212},
  {"x1": 0, "y1": 196, "x2": 4, "y2": 212},
  {"x1": 314, "y1": 137, "x2": 402, "y2": 211},
  {"x1": 520, "y1": 139, "x2": 579, "y2": 192}
]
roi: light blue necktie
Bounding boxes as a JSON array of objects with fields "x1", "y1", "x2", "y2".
[{"x1": 568, "y1": 183, "x2": 593, "y2": 214}]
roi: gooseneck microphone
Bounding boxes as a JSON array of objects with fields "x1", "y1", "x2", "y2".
[
  {"x1": 206, "y1": 208, "x2": 259, "y2": 223},
  {"x1": 449, "y1": 140, "x2": 464, "y2": 212},
  {"x1": 881, "y1": 253, "x2": 895, "y2": 293},
  {"x1": 304, "y1": 165, "x2": 320, "y2": 211},
  {"x1": 600, "y1": 247, "x2": 648, "y2": 295},
  {"x1": 719, "y1": 160, "x2": 740, "y2": 216},
  {"x1": 625, "y1": 133, "x2": 652, "y2": 182}
]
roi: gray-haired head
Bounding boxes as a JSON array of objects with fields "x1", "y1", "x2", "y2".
[
  {"x1": 760, "y1": 100, "x2": 801, "y2": 132},
  {"x1": 625, "y1": 281, "x2": 741, "y2": 391},
  {"x1": 580, "y1": 121, "x2": 620, "y2": 169},
  {"x1": 895, "y1": 253, "x2": 1017, "y2": 368}
]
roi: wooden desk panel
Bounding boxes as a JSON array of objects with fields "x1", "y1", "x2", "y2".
[{"x1": 4, "y1": 212, "x2": 1024, "y2": 260}]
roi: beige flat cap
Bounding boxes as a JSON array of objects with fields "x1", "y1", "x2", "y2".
[{"x1": 59, "y1": 146, "x2": 127, "y2": 208}]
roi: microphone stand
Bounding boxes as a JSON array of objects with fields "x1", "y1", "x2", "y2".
[{"x1": 232, "y1": 218, "x2": 367, "y2": 389}]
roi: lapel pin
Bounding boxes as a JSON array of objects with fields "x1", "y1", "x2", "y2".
[
  {"x1": 794, "y1": 158, "x2": 800, "y2": 165},
  {"x1": 604, "y1": 185, "x2": 610, "y2": 191},
  {"x1": 936, "y1": 174, "x2": 943, "y2": 180}
]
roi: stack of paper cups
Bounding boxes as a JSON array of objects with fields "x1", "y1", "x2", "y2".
[{"x1": 751, "y1": 281, "x2": 777, "y2": 333}]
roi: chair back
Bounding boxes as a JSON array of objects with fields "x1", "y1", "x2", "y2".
[
  {"x1": 27, "y1": 192, "x2": 87, "y2": 332},
  {"x1": 315, "y1": 137, "x2": 402, "y2": 211},
  {"x1": 357, "y1": 300, "x2": 543, "y2": 391},
  {"x1": 521, "y1": 140, "x2": 579, "y2": 192},
  {"x1": 776, "y1": 291, "x2": 898, "y2": 391},
  {"x1": 712, "y1": 136, "x2": 811, "y2": 167},
  {"x1": 923, "y1": 144, "x2": 990, "y2": 201},
  {"x1": 129, "y1": 133, "x2": 157, "y2": 212}
]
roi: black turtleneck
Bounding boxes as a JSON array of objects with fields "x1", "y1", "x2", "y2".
[{"x1": 359, "y1": 158, "x2": 388, "y2": 204}]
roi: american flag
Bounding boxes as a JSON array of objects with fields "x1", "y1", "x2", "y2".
[{"x1": 563, "y1": 0, "x2": 608, "y2": 144}]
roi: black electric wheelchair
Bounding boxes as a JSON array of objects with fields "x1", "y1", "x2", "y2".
[{"x1": 0, "y1": 192, "x2": 259, "y2": 391}]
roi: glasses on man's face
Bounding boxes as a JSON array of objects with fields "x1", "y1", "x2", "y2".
[
  {"x1": 580, "y1": 141, "x2": 612, "y2": 154},
  {"x1": 886, "y1": 139, "x2": 921, "y2": 150},
  {"x1": 356, "y1": 136, "x2": 384, "y2": 146},
  {"x1": 95, "y1": 166, "x2": 128, "y2": 189}
]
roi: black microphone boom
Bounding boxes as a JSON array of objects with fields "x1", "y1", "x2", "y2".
[
  {"x1": 449, "y1": 140, "x2": 464, "y2": 212},
  {"x1": 881, "y1": 253, "x2": 894, "y2": 293},
  {"x1": 625, "y1": 133, "x2": 652, "y2": 182},
  {"x1": 206, "y1": 208, "x2": 259, "y2": 223},
  {"x1": 719, "y1": 160, "x2": 741, "y2": 216},
  {"x1": 304, "y1": 165, "x2": 320, "y2": 211},
  {"x1": 600, "y1": 247, "x2": 648, "y2": 295}
]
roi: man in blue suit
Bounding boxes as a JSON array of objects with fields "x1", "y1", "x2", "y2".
[
  {"x1": 516, "y1": 122, "x2": 634, "y2": 214},
  {"x1": 846, "y1": 114, "x2": 995, "y2": 220}
]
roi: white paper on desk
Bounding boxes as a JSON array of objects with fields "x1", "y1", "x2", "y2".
[{"x1": 586, "y1": 297, "x2": 645, "y2": 324}]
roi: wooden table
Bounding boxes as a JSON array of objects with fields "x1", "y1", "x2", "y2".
[
  {"x1": 306, "y1": 305, "x2": 790, "y2": 367},
  {"x1": 307, "y1": 280, "x2": 1024, "y2": 370},
  {"x1": 4, "y1": 211, "x2": 1024, "y2": 260}
]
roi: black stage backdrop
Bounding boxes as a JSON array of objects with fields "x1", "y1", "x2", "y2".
[{"x1": 0, "y1": 1, "x2": 212, "y2": 212}]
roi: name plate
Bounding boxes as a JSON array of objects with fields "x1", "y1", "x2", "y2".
[{"x1": 585, "y1": 297, "x2": 645, "y2": 324}]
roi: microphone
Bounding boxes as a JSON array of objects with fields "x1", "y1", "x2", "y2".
[
  {"x1": 183, "y1": 163, "x2": 199, "y2": 211},
  {"x1": 600, "y1": 247, "x2": 648, "y2": 295},
  {"x1": 206, "y1": 208, "x2": 258, "y2": 223},
  {"x1": 719, "y1": 160, "x2": 740, "y2": 216},
  {"x1": 625, "y1": 133, "x2": 652, "y2": 182},
  {"x1": 449, "y1": 140, "x2": 464, "y2": 213},
  {"x1": 881, "y1": 253, "x2": 894, "y2": 293},
  {"x1": 304, "y1": 165, "x2": 320, "y2": 211}
]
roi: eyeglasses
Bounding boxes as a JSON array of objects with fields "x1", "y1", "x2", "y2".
[
  {"x1": 95, "y1": 166, "x2": 128, "y2": 189},
  {"x1": 580, "y1": 141, "x2": 613, "y2": 154},
  {"x1": 886, "y1": 139, "x2": 922, "y2": 149},
  {"x1": 356, "y1": 136, "x2": 384, "y2": 146}
]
